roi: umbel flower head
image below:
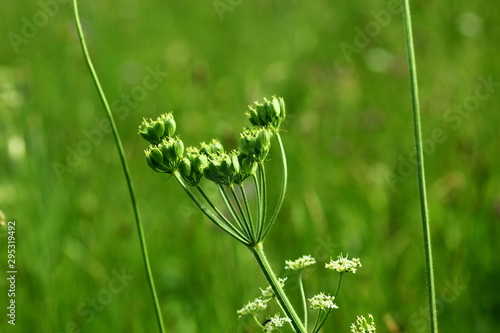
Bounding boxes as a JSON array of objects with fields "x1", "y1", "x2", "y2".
[
  {"x1": 350, "y1": 314, "x2": 376, "y2": 333},
  {"x1": 308, "y1": 293, "x2": 338, "y2": 311},
  {"x1": 145, "y1": 136, "x2": 184, "y2": 173},
  {"x1": 246, "y1": 96, "x2": 286, "y2": 129},
  {"x1": 238, "y1": 126, "x2": 272, "y2": 164},
  {"x1": 203, "y1": 151, "x2": 242, "y2": 186},
  {"x1": 179, "y1": 147, "x2": 209, "y2": 186},
  {"x1": 263, "y1": 314, "x2": 292, "y2": 332},
  {"x1": 326, "y1": 254, "x2": 362, "y2": 274},
  {"x1": 237, "y1": 297, "x2": 268, "y2": 318},
  {"x1": 284, "y1": 255, "x2": 316, "y2": 271},
  {"x1": 138, "y1": 112, "x2": 176, "y2": 144}
]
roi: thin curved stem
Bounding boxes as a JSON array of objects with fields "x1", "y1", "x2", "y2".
[
  {"x1": 174, "y1": 173, "x2": 250, "y2": 244},
  {"x1": 256, "y1": 162, "x2": 268, "y2": 241},
  {"x1": 72, "y1": 1, "x2": 165, "y2": 332},
  {"x1": 261, "y1": 132, "x2": 287, "y2": 239},
  {"x1": 196, "y1": 185, "x2": 233, "y2": 228},
  {"x1": 250, "y1": 243, "x2": 307, "y2": 333},
  {"x1": 401, "y1": 1, "x2": 438, "y2": 332},
  {"x1": 239, "y1": 183, "x2": 256, "y2": 241},
  {"x1": 218, "y1": 185, "x2": 249, "y2": 239}
]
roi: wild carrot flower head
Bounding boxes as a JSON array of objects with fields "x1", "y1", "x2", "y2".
[
  {"x1": 263, "y1": 314, "x2": 292, "y2": 332},
  {"x1": 326, "y1": 254, "x2": 362, "y2": 274},
  {"x1": 284, "y1": 255, "x2": 316, "y2": 271},
  {"x1": 309, "y1": 293, "x2": 338, "y2": 311}
]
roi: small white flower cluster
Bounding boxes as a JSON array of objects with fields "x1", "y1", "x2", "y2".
[
  {"x1": 237, "y1": 297, "x2": 268, "y2": 318},
  {"x1": 326, "y1": 254, "x2": 362, "y2": 274},
  {"x1": 350, "y1": 314, "x2": 376, "y2": 333},
  {"x1": 263, "y1": 314, "x2": 292, "y2": 332},
  {"x1": 237, "y1": 278, "x2": 288, "y2": 318},
  {"x1": 285, "y1": 255, "x2": 316, "y2": 271},
  {"x1": 260, "y1": 277, "x2": 287, "y2": 300},
  {"x1": 308, "y1": 293, "x2": 338, "y2": 311}
]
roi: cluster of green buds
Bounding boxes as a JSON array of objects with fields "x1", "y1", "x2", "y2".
[
  {"x1": 138, "y1": 113, "x2": 176, "y2": 144},
  {"x1": 246, "y1": 96, "x2": 286, "y2": 129},
  {"x1": 203, "y1": 151, "x2": 242, "y2": 187},
  {"x1": 145, "y1": 137, "x2": 184, "y2": 173},
  {"x1": 238, "y1": 127, "x2": 272, "y2": 164},
  {"x1": 179, "y1": 147, "x2": 209, "y2": 186}
]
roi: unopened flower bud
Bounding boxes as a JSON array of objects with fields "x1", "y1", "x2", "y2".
[
  {"x1": 150, "y1": 147, "x2": 164, "y2": 165},
  {"x1": 158, "y1": 113, "x2": 176, "y2": 137},
  {"x1": 138, "y1": 113, "x2": 177, "y2": 144},
  {"x1": 153, "y1": 121, "x2": 165, "y2": 139},
  {"x1": 246, "y1": 96, "x2": 286, "y2": 129}
]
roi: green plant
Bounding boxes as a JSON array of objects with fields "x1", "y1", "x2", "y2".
[{"x1": 138, "y1": 99, "x2": 373, "y2": 332}]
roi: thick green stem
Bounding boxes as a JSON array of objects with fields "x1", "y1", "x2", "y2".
[
  {"x1": 250, "y1": 243, "x2": 307, "y2": 333},
  {"x1": 401, "y1": 1, "x2": 438, "y2": 332},
  {"x1": 72, "y1": 1, "x2": 165, "y2": 332}
]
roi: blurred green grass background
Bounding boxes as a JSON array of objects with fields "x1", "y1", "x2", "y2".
[{"x1": 1, "y1": 0, "x2": 499, "y2": 332}]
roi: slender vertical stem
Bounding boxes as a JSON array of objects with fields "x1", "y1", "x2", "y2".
[
  {"x1": 250, "y1": 243, "x2": 307, "y2": 333},
  {"x1": 72, "y1": 1, "x2": 165, "y2": 331},
  {"x1": 218, "y1": 185, "x2": 249, "y2": 239},
  {"x1": 229, "y1": 185, "x2": 254, "y2": 242},
  {"x1": 400, "y1": 1, "x2": 438, "y2": 332},
  {"x1": 239, "y1": 184, "x2": 256, "y2": 240},
  {"x1": 298, "y1": 271, "x2": 308, "y2": 328}
]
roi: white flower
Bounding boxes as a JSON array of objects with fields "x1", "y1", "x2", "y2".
[
  {"x1": 237, "y1": 297, "x2": 268, "y2": 318},
  {"x1": 326, "y1": 254, "x2": 362, "y2": 274},
  {"x1": 285, "y1": 255, "x2": 316, "y2": 270},
  {"x1": 308, "y1": 293, "x2": 338, "y2": 311},
  {"x1": 263, "y1": 314, "x2": 292, "y2": 332},
  {"x1": 260, "y1": 277, "x2": 287, "y2": 300},
  {"x1": 350, "y1": 314, "x2": 376, "y2": 333}
]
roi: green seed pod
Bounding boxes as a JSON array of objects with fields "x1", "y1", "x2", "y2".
[
  {"x1": 173, "y1": 139, "x2": 184, "y2": 159},
  {"x1": 238, "y1": 135, "x2": 254, "y2": 155},
  {"x1": 179, "y1": 157, "x2": 191, "y2": 177},
  {"x1": 150, "y1": 148, "x2": 164, "y2": 165},
  {"x1": 145, "y1": 154, "x2": 159, "y2": 171},
  {"x1": 193, "y1": 154, "x2": 208, "y2": 173},
  {"x1": 231, "y1": 153, "x2": 240, "y2": 175},
  {"x1": 256, "y1": 129, "x2": 271, "y2": 151},
  {"x1": 246, "y1": 108, "x2": 260, "y2": 126},
  {"x1": 140, "y1": 131, "x2": 152, "y2": 142},
  {"x1": 153, "y1": 121, "x2": 165, "y2": 139},
  {"x1": 278, "y1": 97, "x2": 286, "y2": 120},
  {"x1": 257, "y1": 103, "x2": 267, "y2": 124},
  {"x1": 164, "y1": 118, "x2": 176, "y2": 137},
  {"x1": 147, "y1": 126, "x2": 159, "y2": 143},
  {"x1": 271, "y1": 97, "x2": 281, "y2": 119},
  {"x1": 241, "y1": 156, "x2": 257, "y2": 175}
]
